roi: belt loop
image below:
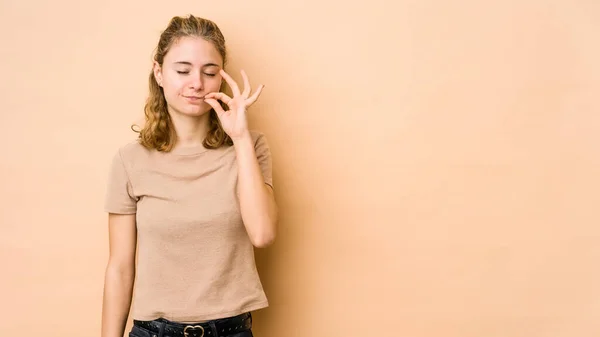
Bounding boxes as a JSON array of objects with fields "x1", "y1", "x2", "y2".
[{"x1": 209, "y1": 321, "x2": 219, "y2": 337}]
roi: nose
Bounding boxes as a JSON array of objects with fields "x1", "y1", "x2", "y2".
[{"x1": 189, "y1": 74, "x2": 203, "y2": 91}]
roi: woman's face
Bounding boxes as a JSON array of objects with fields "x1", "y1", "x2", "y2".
[{"x1": 154, "y1": 36, "x2": 223, "y2": 117}]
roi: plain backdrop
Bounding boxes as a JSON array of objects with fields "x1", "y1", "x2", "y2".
[{"x1": 1, "y1": 0, "x2": 599, "y2": 336}]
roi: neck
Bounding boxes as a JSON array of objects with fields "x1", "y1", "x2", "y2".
[{"x1": 169, "y1": 110, "x2": 212, "y2": 150}]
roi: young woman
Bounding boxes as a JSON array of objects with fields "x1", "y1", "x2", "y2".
[{"x1": 101, "y1": 14, "x2": 277, "y2": 337}]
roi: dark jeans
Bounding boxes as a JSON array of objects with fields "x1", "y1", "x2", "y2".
[{"x1": 129, "y1": 312, "x2": 253, "y2": 337}]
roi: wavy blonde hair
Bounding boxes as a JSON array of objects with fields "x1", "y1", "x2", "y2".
[{"x1": 132, "y1": 15, "x2": 232, "y2": 151}]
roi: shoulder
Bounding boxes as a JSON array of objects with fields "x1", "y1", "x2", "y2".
[{"x1": 110, "y1": 139, "x2": 151, "y2": 165}]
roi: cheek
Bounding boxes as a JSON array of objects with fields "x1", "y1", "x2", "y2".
[
  {"x1": 162, "y1": 78, "x2": 184, "y2": 95},
  {"x1": 161, "y1": 86, "x2": 184, "y2": 107}
]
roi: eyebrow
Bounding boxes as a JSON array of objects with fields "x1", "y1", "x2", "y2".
[{"x1": 173, "y1": 61, "x2": 220, "y2": 67}]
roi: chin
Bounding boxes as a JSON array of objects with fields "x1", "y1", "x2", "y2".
[
  {"x1": 177, "y1": 105, "x2": 212, "y2": 117},
  {"x1": 187, "y1": 108, "x2": 211, "y2": 116}
]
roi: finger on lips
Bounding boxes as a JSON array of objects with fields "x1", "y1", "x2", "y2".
[{"x1": 204, "y1": 92, "x2": 232, "y2": 104}]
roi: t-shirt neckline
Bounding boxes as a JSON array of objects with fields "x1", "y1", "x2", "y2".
[{"x1": 169, "y1": 143, "x2": 210, "y2": 156}]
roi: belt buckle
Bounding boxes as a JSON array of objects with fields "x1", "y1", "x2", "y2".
[{"x1": 183, "y1": 325, "x2": 205, "y2": 337}]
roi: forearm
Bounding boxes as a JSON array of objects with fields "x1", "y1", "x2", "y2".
[
  {"x1": 101, "y1": 264, "x2": 135, "y2": 337},
  {"x1": 234, "y1": 134, "x2": 278, "y2": 248}
]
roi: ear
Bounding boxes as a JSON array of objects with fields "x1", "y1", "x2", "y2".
[{"x1": 153, "y1": 61, "x2": 163, "y2": 87}]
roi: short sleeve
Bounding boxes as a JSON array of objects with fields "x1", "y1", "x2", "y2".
[
  {"x1": 104, "y1": 149, "x2": 138, "y2": 214},
  {"x1": 254, "y1": 132, "x2": 274, "y2": 189}
]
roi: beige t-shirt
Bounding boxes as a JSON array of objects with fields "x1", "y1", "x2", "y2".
[{"x1": 104, "y1": 130, "x2": 272, "y2": 322}]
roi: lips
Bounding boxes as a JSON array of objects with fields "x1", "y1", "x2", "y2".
[{"x1": 184, "y1": 95, "x2": 205, "y2": 104}]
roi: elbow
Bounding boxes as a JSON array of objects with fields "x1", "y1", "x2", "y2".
[
  {"x1": 104, "y1": 262, "x2": 136, "y2": 291},
  {"x1": 249, "y1": 220, "x2": 277, "y2": 248},
  {"x1": 251, "y1": 234, "x2": 275, "y2": 248},
  {"x1": 246, "y1": 199, "x2": 278, "y2": 248}
]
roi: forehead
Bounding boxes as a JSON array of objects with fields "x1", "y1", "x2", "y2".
[{"x1": 164, "y1": 36, "x2": 222, "y2": 66}]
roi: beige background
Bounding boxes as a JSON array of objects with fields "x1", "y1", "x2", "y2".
[{"x1": 1, "y1": 0, "x2": 599, "y2": 336}]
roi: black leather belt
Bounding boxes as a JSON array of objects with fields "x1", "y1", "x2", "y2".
[{"x1": 133, "y1": 312, "x2": 252, "y2": 337}]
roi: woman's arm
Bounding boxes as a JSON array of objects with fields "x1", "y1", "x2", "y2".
[
  {"x1": 203, "y1": 69, "x2": 277, "y2": 247},
  {"x1": 101, "y1": 213, "x2": 137, "y2": 337},
  {"x1": 234, "y1": 135, "x2": 278, "y2": 248}
]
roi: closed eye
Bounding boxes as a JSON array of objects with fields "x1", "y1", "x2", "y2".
[{"x1": 176, "y1": 72, "x2": 216, "y2": 77}]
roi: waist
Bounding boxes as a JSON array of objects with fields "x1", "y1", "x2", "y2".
[{"x1": 133, "y1": 312, "x2": 252, "y2": 337}]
